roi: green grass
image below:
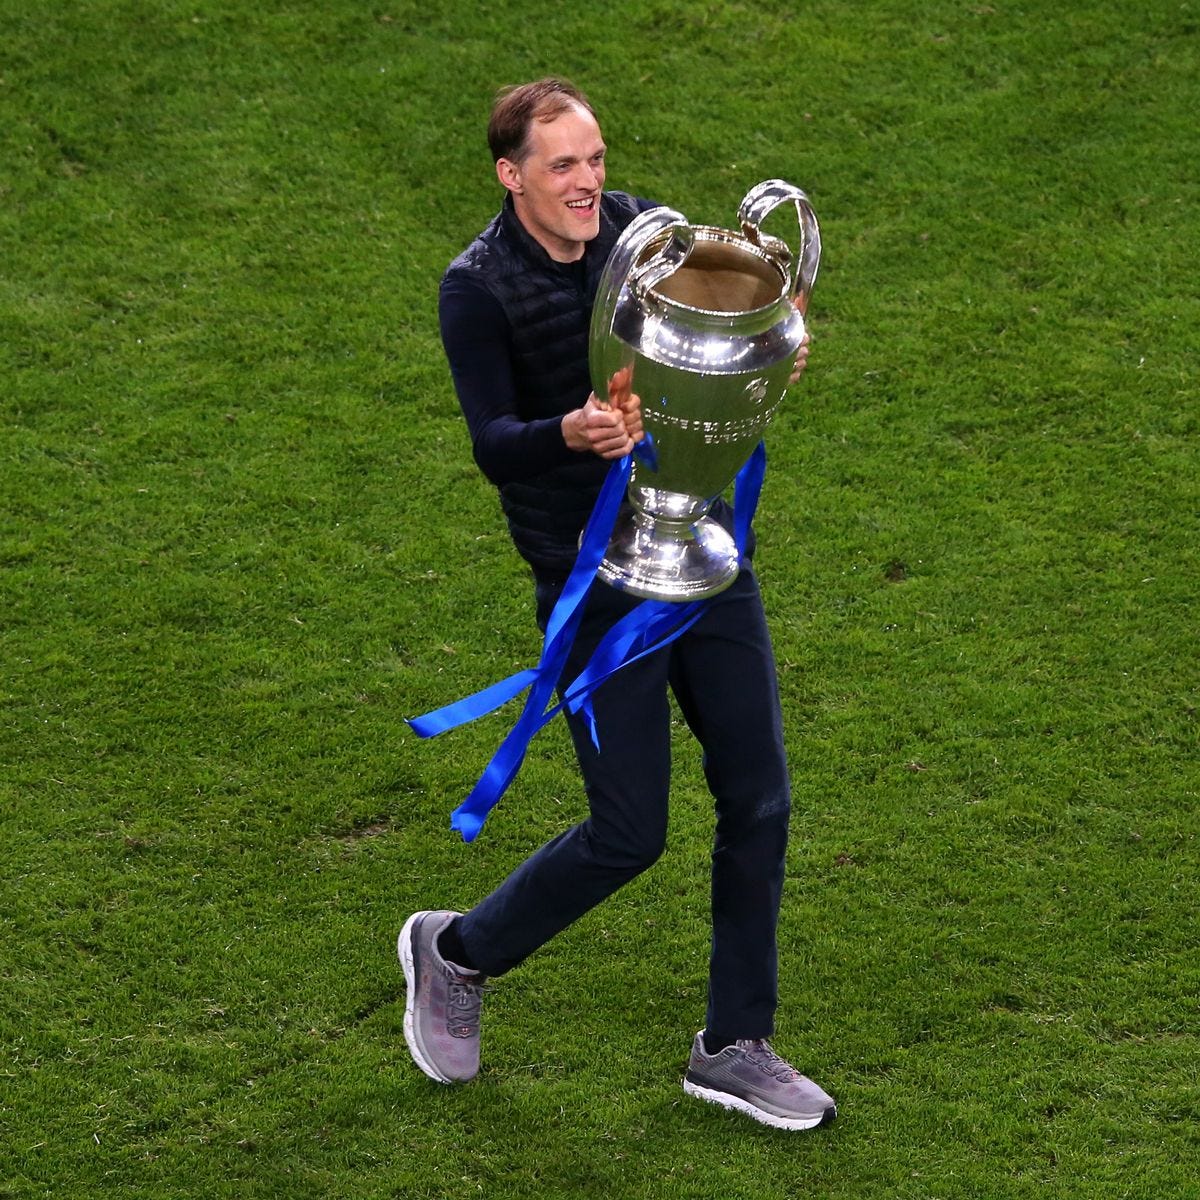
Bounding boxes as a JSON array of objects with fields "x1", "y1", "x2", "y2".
[{"x1": 2, "y1": 0, "x2": 1197, "y2": 1196}]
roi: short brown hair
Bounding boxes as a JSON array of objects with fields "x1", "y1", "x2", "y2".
[{"x1": 487, "y1": 77, "x2": 595, "y2": 164}]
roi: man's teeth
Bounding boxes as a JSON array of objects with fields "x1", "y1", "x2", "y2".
[{"x1": 567, "y1": 198, "x2": 594, "y2": 208}]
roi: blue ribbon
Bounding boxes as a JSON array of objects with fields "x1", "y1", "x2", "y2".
[
  {"x1": 562, "y1": 438, "x2": 765, "y2": 750},
  {"x1": 406, "y1": 440, "x2": 768, "y2": 842},
  {"x1": 562, "y1": 597, "x2": 706, "y2": 749},
  {"x1": 407, "y1": 453, "x2": 632, "y2": 841},
  {"x1": 733, "y1": 439, "x2": 766, "y2": 564}
]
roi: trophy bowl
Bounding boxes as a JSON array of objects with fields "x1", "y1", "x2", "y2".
[{"x1": 589, "y1": 180, "x2": 820, "y2": 601}]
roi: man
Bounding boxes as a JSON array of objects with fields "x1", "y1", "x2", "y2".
[{"x1": 400, "y1": 78, "x2": 835, "y2": 1132}]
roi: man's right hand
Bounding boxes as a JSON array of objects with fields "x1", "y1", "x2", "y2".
[{"x1": 562, "y1": 366, "x2": 644, "y2": 459}]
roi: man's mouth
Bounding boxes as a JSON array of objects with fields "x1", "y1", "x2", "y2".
[{"x1": 567, "y1": 197, "x2": 596, "y2": 212}]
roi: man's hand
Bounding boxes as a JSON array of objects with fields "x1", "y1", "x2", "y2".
[
  {"x1": 562, "y1": 365, "x2": 644, "y2": 459},
  {"x1": 607, "y1": 363, "x2": 644, "y2": 445},
  {"x1": 788, "y1": 329, "x2": 812, "y2": 386}
]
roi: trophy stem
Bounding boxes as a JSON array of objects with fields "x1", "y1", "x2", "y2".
[{"x1": 596, "y1": 506, "x2": 739, "y2": 601}]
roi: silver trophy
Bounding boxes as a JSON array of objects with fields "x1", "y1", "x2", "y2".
[{"x1": 589, "y1": 180, "x2": 820, "y2": 601}]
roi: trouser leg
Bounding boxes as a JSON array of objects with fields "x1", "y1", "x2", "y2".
[
  {"x1": 667, "y1": 569, "x2": 790, "y2": 1041},
  {"x1": 456, "y1": 565, "x2": 790, "y2": 1033},
  {"x1": 458, "y1": 582, "x2": 672, "y2": 977}
]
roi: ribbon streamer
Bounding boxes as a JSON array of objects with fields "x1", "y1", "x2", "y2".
[{"x1": 406, "y1": 442, "x2": 768, "y2": 842}]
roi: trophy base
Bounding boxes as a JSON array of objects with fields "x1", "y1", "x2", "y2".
[{"x1": 596, "y1": 511, "x2": 740, "y2": 601}]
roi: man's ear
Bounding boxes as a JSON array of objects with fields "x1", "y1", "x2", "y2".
[{"x1": 496, "y1": 157, "x2": 524, "y2": 196}]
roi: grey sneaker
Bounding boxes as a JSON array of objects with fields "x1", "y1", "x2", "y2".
[
  {"x1": 683, "y1": 1032, "x2": 836, "y2": 1130},
  {"x1": 398, "y1": 910, "x2": 486, "y2": 1084}
]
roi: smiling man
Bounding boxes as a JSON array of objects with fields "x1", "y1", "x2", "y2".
[
  {"x1": 494, "y1": 89, "x2": 608, "y2": 260},
  {"x1": 399, "y1": 78, "x2": 836, "y2": 1133}
]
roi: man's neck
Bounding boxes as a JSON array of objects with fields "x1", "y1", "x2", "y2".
[{"x1": 526, "y1": 225, "x2": 586, "y2": 264}]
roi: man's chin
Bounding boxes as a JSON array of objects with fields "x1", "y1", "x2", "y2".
[
  {"x1": 563, "y1": 224, "x2": 600, "y2": 247},
  {"x1": 567, "y1": 199, "x2": 602, "y2": 237}
]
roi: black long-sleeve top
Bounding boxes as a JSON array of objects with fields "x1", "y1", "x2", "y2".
[{"x1": 437, "y1": 191, "x2": 655, "y2": 572}]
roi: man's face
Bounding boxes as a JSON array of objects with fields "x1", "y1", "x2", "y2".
[{"x1": 498, "y1": 103, "x2": 607, "y2": 263}]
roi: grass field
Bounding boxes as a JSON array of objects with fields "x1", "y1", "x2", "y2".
[{"x1": 2, "y1": 1, "x2": 1197, "y2": 1196}]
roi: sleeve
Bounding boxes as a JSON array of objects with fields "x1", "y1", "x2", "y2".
[{"x1": 438, "y1": 273, "x2": 580, "y2": 488}]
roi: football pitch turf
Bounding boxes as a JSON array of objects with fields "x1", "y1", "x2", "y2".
[{"x1": 2, "y1": 2, "x2": 1196, "y2": 1196}]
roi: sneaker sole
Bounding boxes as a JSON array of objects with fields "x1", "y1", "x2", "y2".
[
  {"x1": 683, "y1": 1078, "x2": 836, "y2": 1131},
  {"x1": 398, "y1": 913, "x2": 454, "y2": 1085}
]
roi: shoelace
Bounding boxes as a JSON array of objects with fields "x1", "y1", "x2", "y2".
[
  {"x1": 445, "y1": 976, "x2": 485, "y2": 1039},
  {"x1": 737, "y1": 1038, "x2": 803, "y2": 1082}
]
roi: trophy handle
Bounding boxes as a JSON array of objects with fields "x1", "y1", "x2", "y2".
[
  {"x1": 628, "y1": 214, "x2": 694, "y2": 299},
  {"x1": 590, "y1": 206, "x2": 691, "y2": 398},
  {"x1": 738, "y1": 180, "x2": 821, "y2": 315}
]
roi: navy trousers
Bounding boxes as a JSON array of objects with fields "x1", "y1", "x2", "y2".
[{"x1": 457, "y1": 565, "x2": 791, "y2": 1042}]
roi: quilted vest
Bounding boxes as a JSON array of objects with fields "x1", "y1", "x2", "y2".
[{"x1": 444, "y1": 191, "x2": 649, "y2": 573}]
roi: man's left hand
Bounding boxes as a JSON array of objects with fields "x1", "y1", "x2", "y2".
[{"x1": 788, "y1": 330, "x2": 812, "y2": 386}]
